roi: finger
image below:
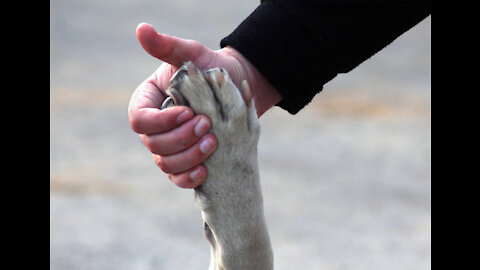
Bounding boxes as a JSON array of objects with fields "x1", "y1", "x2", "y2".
[
  {"x1": 136, "y1": 22, "x2": 215, "y2": 67},
  {"x1": 167, "y1": 165, "x2": 207, "y2": 189},
  {"x1": 153, "y1": 134, "x2": 217, "y2": 174},
  {"x1": 140, "y1": 115, "x2": 212, "y2": 155},
  {"x1": 129, "y1": 105, "x2": 194, "y2": 135}
]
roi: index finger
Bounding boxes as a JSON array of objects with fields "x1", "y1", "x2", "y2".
[{"x1": 128, "y1": 80, "x2": 194, "y2": 134}]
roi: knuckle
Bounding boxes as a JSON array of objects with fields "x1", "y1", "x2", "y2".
[
  {"x1": 147, "y1": 141, "x2": 163, "y2": 155},
  {"x1": 144, "y1": 135, "x2": 170, "y2": 155},
  {"x1": 130, "y1": 117, "x2": 144, "y2": 134},
  {"x1": 155, "y1": 157, "x2": 171, "y2": 173},
  {"x1": 177, "y1": 131, "x2": 192, "y2": 148},
  {"x1": 142, "y1": 136, "x2": 158, "y2": 153},
  {"x1": 171, "y1": 175, "x2": 192, "y2": 189}
]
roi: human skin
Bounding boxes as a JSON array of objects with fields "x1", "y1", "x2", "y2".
[{"x1": 128, "y1": 23, "x2": 282, "y2": 188}]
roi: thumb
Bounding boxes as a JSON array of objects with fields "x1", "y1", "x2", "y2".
[{"x1": 136, "y1": 23, "x2": 215, "y2": 68}]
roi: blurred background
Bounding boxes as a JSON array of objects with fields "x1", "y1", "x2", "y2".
[{"x1": 50, "y1": 0, "x2": 431, "y2": 269}]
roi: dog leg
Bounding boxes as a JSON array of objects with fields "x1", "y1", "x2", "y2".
[{"x1": 164, "y1": 62, "x2": 273, "y2": 270}]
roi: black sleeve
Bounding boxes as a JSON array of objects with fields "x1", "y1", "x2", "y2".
[{"x1": 220, "y1": 0, "x2": 431, "y2": 114}]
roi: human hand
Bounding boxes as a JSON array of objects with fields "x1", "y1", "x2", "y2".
[{"x1": 128, "y1": 23, "x2": 282, "y2": 188}]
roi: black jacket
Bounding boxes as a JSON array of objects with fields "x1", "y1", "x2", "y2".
[{"x1": 220, "y1": 0, "x2": 431, "y2": 114}]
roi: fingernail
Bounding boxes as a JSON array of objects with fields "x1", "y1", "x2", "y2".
[
  {"x1": 190, "y1": 168, "x2": 203, "y2": 181},
  {"x1": 176, "y1": 110, "x2": 192, "y2": 124},
  {"x1": 194, "y1": 118, "x2": 210, "y2": 136},
  {"x1": 199, "y1": 137, "x2": 215, "y2": 154}
]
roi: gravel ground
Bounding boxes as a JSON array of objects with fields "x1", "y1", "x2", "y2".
[{"x1": 50, "y1": 1, "x2": 431, "y2": 269}]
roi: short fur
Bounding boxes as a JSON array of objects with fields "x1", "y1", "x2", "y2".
[{"x1": 163, "y1": 62, "x2": 273, "y2": 270}]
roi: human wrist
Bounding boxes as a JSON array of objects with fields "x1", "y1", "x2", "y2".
[{"x1": 220, "y1": 46, "x2": 282, "y2": 116}]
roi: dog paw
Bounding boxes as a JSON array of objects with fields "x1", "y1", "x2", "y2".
[{"x1": 162, "y1": 61, "x2": 259, "y2": 146}]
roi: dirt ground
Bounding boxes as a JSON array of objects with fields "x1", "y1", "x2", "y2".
[{"x1": 50, "y1": 1, "x2": 431, "y2": 269}]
